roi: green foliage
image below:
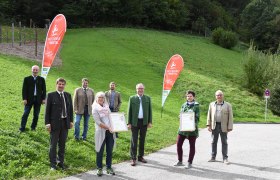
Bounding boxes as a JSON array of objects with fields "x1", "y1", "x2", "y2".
[
  {"x1": 0, "y1": 28, "x2": 279, "y2": 179},
  {"x1": 219, "y1": 30, "x2": 238, "y2": 49},
  {"x1": 0, "y1": 0, "x2": 239, "y2": 34},
  {"x1": 212, "y1": 27, "x2": 223, "y2": 44},
  {"x1": 243, "y1": 43, "x2": 280, "y2": 96},
  {"x1": 212, "y1": 27, "x2": 238, "y2": 49},
  {"x1": 269, "y1": 82, "x2": 280, "y2": 116},
  {"x1": 241, "y1": 0, "x2": 280, "y2": 52}
]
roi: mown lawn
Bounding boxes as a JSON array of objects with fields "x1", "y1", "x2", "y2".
[{"x1": 0, "y1": 28, "x2": 278, "y2": 179}]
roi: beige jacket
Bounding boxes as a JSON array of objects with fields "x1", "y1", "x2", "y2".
[
  {"x1": 206, "y1": 101, "x2": 233, "y2": 132},
  {"x1": 73, "y1": 87, "x2": 95, "y2": 115},
  {"x1": 105, "y1": 90, "x2": 122, "y2": 112}
]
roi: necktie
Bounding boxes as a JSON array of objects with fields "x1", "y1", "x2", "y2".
[
  {"x1": 84, "y1": 89, "x2": 88, "y2": 105},
  {"x1": 60, "y1": 93, "x2": 66, "y2": 117},
  {"x1": 34, "y1": 77, "x2": 37, "y2": 96}
]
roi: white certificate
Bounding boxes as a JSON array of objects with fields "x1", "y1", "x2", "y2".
[
  {"x1": 180, "y1": 112, "x2": 195, "y2": 132},
  {"x1": 109, "y1": 112, "x2": 128, "y2": 132}
]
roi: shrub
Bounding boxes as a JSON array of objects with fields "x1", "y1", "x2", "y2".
[
  {"x1": 243, "y1": 46, "x2": 268, "y2": 96},
  {"x1": 212, "y1": 27, "x2": 223, "y2": 45},
  {"x1": 269, "y1": 82, "x2": 280, "y2": 116},
  {"x1": 243, "y1": 44, "x2": 280, "y2": 96},
  {"x1": 212, "y1": 27, "x2": 238, "y2": 49},
  {"x1": 219, "y1": 31, "x2": 238, "y2": 49}
]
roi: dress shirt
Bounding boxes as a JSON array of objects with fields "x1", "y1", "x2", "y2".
[{"x1": 137, "y1": 95, "x2": 143, "y2": 119}]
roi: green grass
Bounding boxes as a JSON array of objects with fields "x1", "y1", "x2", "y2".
[{"x1": 0, "y1": 27, "x2": 279, "y2": 179}]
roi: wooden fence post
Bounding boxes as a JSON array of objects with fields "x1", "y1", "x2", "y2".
[
  {"x1": 12, "y1": 23, "x2": 14, "y2": 47},
  {"x1": 30, "y1": 19, "x2": 32, "y2": 28},
  {"x1": 0, "y1": 24, "x2": 2, "y2": 43},
  {"x1": 35, "y1": 28, "x2": 38, "y2": 56},
  {"x1": 19, "y1": 21, "x2": 22, "y2": 46}
]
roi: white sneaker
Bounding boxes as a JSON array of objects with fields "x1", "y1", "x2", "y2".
[
  {"x1": 223, "y1": 159, "x2": 229, "y2": 165},
  {"x1": 185, "y1": 163, "x2": 192, "y2": 169}
]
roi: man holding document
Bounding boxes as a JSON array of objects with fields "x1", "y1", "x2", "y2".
[{"x1": 175, "y1": 90, "x2": 200, "y2": 169}]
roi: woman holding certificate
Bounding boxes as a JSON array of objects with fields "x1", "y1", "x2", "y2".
[
  {"x1": 174, "y1": 90, "x2": 200, "y2": 169},
  {"x1": 92, "y1": 92, "x2": 116, "y2": 176}
]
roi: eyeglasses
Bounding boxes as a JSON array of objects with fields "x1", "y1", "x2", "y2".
[{"x1": 216, "y1": 94, "x2": 223, "y2": 96}]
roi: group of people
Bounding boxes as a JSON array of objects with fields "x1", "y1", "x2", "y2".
[
  {"x1": 19, "y1": 65, "x2": 233, "y2": 176},
  {"x1": 175, "y1": 90, "x2": 233, "y2": 170}
]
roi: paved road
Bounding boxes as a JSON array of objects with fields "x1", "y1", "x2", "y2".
[{"x1": 61, "y1": 124, "x2": 280, "y2": 180}]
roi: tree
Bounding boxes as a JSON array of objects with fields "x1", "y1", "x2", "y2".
[{"x1": 241, "y1": 0, "x2": 280, "y2": 52}]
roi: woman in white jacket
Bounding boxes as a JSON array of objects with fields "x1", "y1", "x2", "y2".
[{"x1": 92, "y1": 91, "x2": 116, "y2": 176}]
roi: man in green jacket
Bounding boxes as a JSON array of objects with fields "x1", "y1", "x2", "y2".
[{"x1": 127, "y1": 83, "x2": 152, "y2": 166}]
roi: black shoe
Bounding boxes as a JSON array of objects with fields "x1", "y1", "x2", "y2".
[
  {"x1": 57, "y1": 163, "x2": 66, "y2": 170},
  {"x1": 131, "y1": 159, "x2": 136, "y2": 166},
  {"x1": 19, "y1": 128, "x2": 24, "y2": 133},
  {"x1": 31, "y1": 128, "x2": 36, "y2": 131},
  {"x1": 138, "y1": 157, "x2": 147, "y2": 163}
]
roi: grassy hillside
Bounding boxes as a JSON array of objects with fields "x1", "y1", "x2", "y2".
[{"x1": 0, "y1": 28, "x2": 278, "y2": 179}]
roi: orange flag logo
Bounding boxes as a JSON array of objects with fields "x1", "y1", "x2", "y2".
[
  {"x1": 162, "y1": 54, "x2": 184, "y2": 107},
  {"x1": 41, "y1": 14, "x2": 66, "y2": 79}
]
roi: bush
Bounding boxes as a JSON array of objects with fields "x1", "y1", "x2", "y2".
[
  {"x1": 243, "y1": 44, "x2": 280, "y2": 96},
  {"x1": 212, "y1": 27, "x2": 223, "y2": 44},
  {"x1": 243, "y1": 46, "x2": 268, "y2": 96},
  {"x1": 212, "y1": 27, "x2": 238, "y2": 49},
  {"x1": 269, "y1": 82, "x2": 280, "y2": 116}
]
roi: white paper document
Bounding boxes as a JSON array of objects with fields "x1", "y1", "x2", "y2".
[
  {"x1": 110, "y1": 112, "x2": 128, "y2": 132},
  {"x1": 180, "y1": 112, "x2": 195, "y2": 132}
]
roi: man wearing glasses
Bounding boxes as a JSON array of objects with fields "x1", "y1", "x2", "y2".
[
  {"x1": 206, "y1": 90, "x2": 233, "y2": 164},
  {"x1": 127, "y1": 83, "x2": 152, "y2": 166}
]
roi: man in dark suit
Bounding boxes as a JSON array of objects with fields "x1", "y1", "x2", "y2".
[
  {"x1": 19, "y1": 65, "x2": 46, "y2": 132},
  {"x1": 127, "y1": 83, "x2": 152, "y2": 166},
  {"x1": 45, "y1": 78, "x2": 73, "y2": 170}
]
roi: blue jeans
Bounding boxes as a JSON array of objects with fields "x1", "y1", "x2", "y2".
[
  {"x1": 96, "y1": 130, "x2": 114, "y2": 169},
  {"x1": 20, "y1": 98, "x2": 41, "y2": 131},
  {"x1": 74, "y1": 107, "x2": 90, "y2": 139}
]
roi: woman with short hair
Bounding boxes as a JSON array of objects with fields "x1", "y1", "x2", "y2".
[
  {"x1": 174, "y1": 90, "x2": 200, "y2": 169},
  {"x1": 92, "y1": 91, "x2": 116, "y2": 176}
]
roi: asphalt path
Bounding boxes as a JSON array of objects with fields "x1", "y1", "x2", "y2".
[{"x1": 61, "y1": 124, "x2": 280, "y2": 180}]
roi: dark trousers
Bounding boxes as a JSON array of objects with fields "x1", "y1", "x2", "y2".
[
  {"x1": 96, "y1": 130, "x2": 114, "y2": 169},
  {"x1": 176, "y1": 134, "x2": 197, "y2": 164},
  {"x1": 49, "y1": 119, "x2": 68, "y2": 166},
  {"x1": 211, "y1": 122, "x2": 228, "y2": 159},
  {"x1": 130, "y1": 119, "x2": 147, "y2": 160},
  {"x1": 20, "y1": 97, "x2": 41, "y2": 131}
]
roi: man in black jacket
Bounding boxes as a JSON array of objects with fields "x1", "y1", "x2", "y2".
[
  {"x1": 45, "y1": 78, "x2": 73, "y2": 170},
  {"x1": 19, "y1": 65, "x2": 46, "y2": 132}
]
